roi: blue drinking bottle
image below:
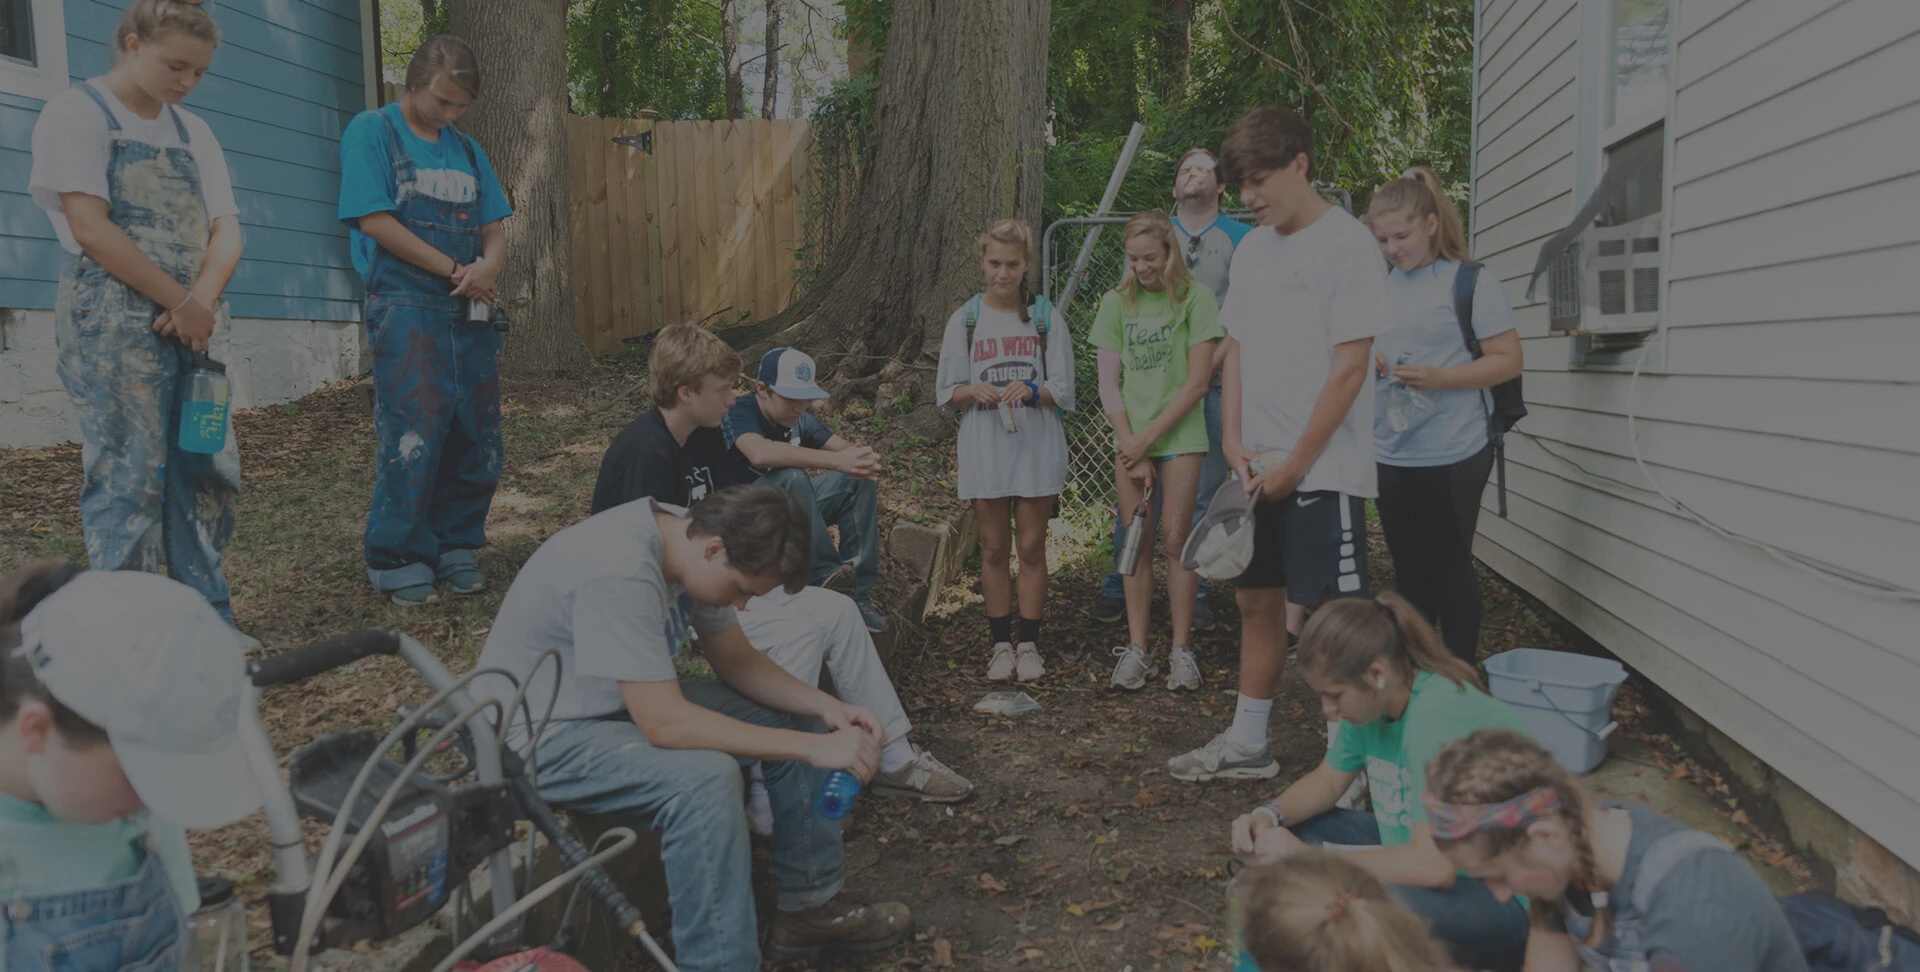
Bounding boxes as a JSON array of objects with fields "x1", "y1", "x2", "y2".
[
  {"x1": 817, "y1": 770, "x2": 862, "y2": 820},
  {"x1": 178, "y1": 353, "x2": 230, "y2": 454}
]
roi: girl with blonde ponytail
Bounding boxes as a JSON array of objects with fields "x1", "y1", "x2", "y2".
[
  {"x1": 1366, "y1": 165, "x2": 1523, "y2": 666},
  {"x1": 1228, "y1": 593, "x2": 1534, "y2": 971},
  {"x1": 1232, "y1": 852, "x2": 1461, "y2": 972},
  {"x1": 27, "y1": 0, "x2": 245, "y2": 621},
  {"x1": 1425, "y1": 729, "x2": 1810, "y2": 972}
]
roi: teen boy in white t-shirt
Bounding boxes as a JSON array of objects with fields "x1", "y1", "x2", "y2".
[{"x1": 1167, "y1": 106, "x2": 1391, "y2": 783}]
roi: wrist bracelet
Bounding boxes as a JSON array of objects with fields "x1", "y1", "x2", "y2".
[
  {"x1": 1024, "y1": 380, "x2": 1040, "y2": 403},
  {"x1": 170, "y1": 292, "x2": 195, "y2": 313},
  {"x1": 1254, "y1": 801, "x2": 1285, "y2": 829}
]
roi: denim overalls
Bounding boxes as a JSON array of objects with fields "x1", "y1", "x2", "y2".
[
  {"x1": 361, "y1": 106, "x2": 503, "y2": 592},
  {"x1": 52, "y1": 83, "x2": 241, "y2": 623},
  {"x1": 1560, "y1": 825, "x2": 1731, "y2": 970},
  {"x1": 2, "y1": 836, "x2": 185, "y2": 972}
]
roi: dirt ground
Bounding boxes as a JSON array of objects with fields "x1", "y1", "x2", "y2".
[{"x1": 0, "y1": 357, "x2": 1812, "y2": 970}]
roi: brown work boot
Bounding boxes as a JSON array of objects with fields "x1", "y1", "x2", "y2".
[{"x1": 767, "y1": 892, "x2": 913, "y2": 959}]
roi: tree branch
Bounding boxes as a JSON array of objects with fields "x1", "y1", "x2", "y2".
[{"x1": 1217, "y1": 1, "x2": 1355, "y2": 141}]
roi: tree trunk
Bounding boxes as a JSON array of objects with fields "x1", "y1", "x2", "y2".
[
  {"x1": 741, "y1": 0, "x2": 1051, "y2": 440},
  {"x1": 761, "y1": 0, "x2": 783, "y2": 120},
  {"x1": 597, "y1": 25, "x2": 618, "y2": 118},
  {"x1": 421, "y1": 0, "x2": 437, "y2": 25},
  {"x1": 722, "y1": 0, "x2": 744, "y2": 119},
  {"x1": 449, "y1": 0, "x2": 589, "y2": 376}
]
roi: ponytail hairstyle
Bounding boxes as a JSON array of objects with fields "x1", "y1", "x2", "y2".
[
  {"x1": 1366, "y1": 165, "x2": 1469, "y2": 263},
  {"x1": 1296, "y1": 592, "x2": 1484, "y2": 693},
  {"x1": 1236, "y1": 852, "x2": 1461, "y2": 972},
  {"x1": 406, "y1": 34, "x2": 483, "y2": 98},
  {"x1": 1425, "y1": 729, "x2": 1609, "y2": 945},
  {"x1": 978, "y1": 218, "x2": 1037, "y2": 324},
  {"x1": 0, "y1": 562, "x2": 107, "y2": 747},
  {"x1": 114, "y1": 0, "x2": 222, "y2": 60},
  {"x1": 1117, "y1": 210, "x2": 1193, "y2": 310}
]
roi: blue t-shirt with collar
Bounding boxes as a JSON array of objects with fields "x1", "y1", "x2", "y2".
[
  {"x1": 336, "y1": 102, "x2": 514, "y2": 279},
  {"x1": 721, "y1": 393, "x2": 834, "y2": 485},
  {"x1": 1172, "y1": 212, "x2": 1252, "y2": 312},
  {"x1": 1373, "y1": 258, "x2": 1518, "y2": 467}
]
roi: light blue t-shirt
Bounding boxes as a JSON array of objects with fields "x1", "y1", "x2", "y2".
[
  {"x1": 1373, "y1": 259, "x2": 1517, "y2": 466},
  {"x1": 0, "y1": 793, "x2": 199, "y2": 972},
  {"x1": 337, "y1": 102, "x2": 513, "y2": 279}
]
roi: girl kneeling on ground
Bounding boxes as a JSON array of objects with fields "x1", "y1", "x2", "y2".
[
  {"x1": 1229, "y1": 593, "x2": 1534, "y2": 971},
  {"x1": 1095, "y1": 211, "x2": 1222, "y2": 694},
  {"x1": 1231, "y1": 851, "x2": 1462, "y2": 972},
  {"x1": 1425, "y1": 728, "x2": 1810, "y2": 971},
  {"x1": 936, "y1": 218, "x2": 1077, "y2": 682}
]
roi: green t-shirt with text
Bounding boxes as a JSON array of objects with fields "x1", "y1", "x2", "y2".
[
  {"x1": 1327, "y1": 670, "x2": 1531, "y2": 847},
  {"x1": 1091, "y1": 283, "x2": 1223, "y2": 457}
]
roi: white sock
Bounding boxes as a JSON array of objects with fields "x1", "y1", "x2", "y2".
[
  {"x1": 746, "y1": 777, "x2": 773, "y2": 837},
  {"x1": 1228, "y1": 694, "x2": 1273, "y2": 751},
  {"x1": 880, "y1": 736, "x2": 915, "y2": 774}
]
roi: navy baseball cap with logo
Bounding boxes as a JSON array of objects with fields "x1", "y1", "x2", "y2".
[{"x1": 757, "y1": 348, "x2": 829, "y2": 400}]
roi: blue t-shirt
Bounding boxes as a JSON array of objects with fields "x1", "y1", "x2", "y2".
[
  {"x1": 1373, "y1": 259, "x2": 1517, "y2": 466},
  {"x1": 721, "y1": 393, "x2": 834, "y2": 484},
  {"x1": 337, "y1": 102, "x2": 513, "y2": 279}
]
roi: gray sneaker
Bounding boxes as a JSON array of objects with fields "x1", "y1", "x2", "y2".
[
  {"x1": 871, "y1": 746, "x2": 974, "y2": 803},
  {"x1": 1014, "y1": 642, "x2": 1046, "y2": 682},
  {"x1": 1166, "y1": 646, "x2": 1203, "y2": 691},
  {"x1": 1108, "y1": 644, "x2": 1156, "y2": 691},
  {"x1": 1166, "y1": 732, "x2": 1281, "y2": 782},
  {"x1": 986, "y1": 642, "x2": 1016, "y2": 681}
]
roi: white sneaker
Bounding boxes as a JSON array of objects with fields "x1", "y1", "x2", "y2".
[
  {"x1": 1166, "y1": 731, "x2": 1281, "y2": 782},
  {"x1": 986, "y1": 642, "x2": 1016, "y2": 681},
  {"x1": 1108, "y1": 644, "x2": 1156, "y2": 691},
  {"x1": 1166, "y1": 646, "x2": 1203, "y2": 691},
  {"x1": 1014, "y1": 641, "x2": 1046, "y2": 682},
  {"x1": 747, "y1": 777, "x2": 774, "y2": 837}
]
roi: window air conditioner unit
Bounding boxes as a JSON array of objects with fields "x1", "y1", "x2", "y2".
[{"x1": 1580, "y1": 213, "x2": 1662, "y2": 333}]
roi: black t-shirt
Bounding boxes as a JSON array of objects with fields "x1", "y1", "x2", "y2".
[
  {"x1": 591, "y1": 408, "x2": 732, "y2": 513},
  {"x1": 720, "y1": 392, "x2": 834, "y2": 487}
]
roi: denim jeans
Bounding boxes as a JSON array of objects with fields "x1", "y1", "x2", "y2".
[
  {"x1": 531, "y1": 680, "x2": 845, "y2": 972},
  {"x1": 760, "y1": 467, "x2": 880, "y2": 601},
  {"x1": 1291, "y1": 809, "x2": 1529, "y2": 972},
  {"x1": 1, "y1": 842, "x2": 184, "y2": 972},
  {"x1": 1103, "y1": 386, "x2": 1226, "y2": 600}
]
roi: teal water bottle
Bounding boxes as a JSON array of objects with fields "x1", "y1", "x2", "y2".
[{"x1": 178, "y1": 353, "x2": 230, "y2": 454}]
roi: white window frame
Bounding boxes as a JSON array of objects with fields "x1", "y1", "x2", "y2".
[
  {"x1": 0, "y1": 0, "x2": 69, "y2": 102},
  {"x1": 1572, "y1": 0, "x2": 1678, "y2": 363}
]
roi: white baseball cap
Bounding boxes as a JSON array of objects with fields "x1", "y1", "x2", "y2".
[
  {"x1": 1181, "y1": 480, "x2": 1262, "y2": 581},
  {"x1": 16, "y1": 571, "x2": 262, "y2": 829},
  {"x1": 756, "y1": 347, "x2": 829, "y2": 400}
]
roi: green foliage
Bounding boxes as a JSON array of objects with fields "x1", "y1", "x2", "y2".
[
  {"x1": 564, "y1": 0, "x2": 728, "y2": 120},
  {"x1": 377, "y1": 0, "x2": 450, "y2": 82}
]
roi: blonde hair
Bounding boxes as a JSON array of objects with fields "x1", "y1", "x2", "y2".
[
  {"x1": 1296, "y1": 593, "x2": 1484, "y2": 692},
  {"x1": 407, "y1": 34, "x2": 482, "y2": 97},
  {"x1": 1425, "y1": 729, "x2": 1611, "y2": 947},
  {"x1": 1367, "y1": 165, "x2": 1469, "y2": 262},
  {"x1": 1116, "y1": 210, "x2": 1193, "y2": 309},
  {"x1": 648, "y1": 323, "x2": 741, "y2": 409},
  {"x1": 977, "y1": 218, "x2": 1037, "y2": 324},
  {"x1": 1236, "y1": 853, "x2": 1461, "y2": 972},
  {"x1": 114, "y1": 0, "x2": 221, "y2": 59}
]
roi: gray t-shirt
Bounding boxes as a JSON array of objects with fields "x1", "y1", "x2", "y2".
[
  {"x1": 471, "y1": 498, "x2": 739, "y2": 747},
  {"x1": 1553, "y1": 804, "x2": 1808, "y2": 972}
]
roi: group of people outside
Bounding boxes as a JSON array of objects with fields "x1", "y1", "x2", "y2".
[{"x1": 8, "y1": 4, "x2": 1819, "y2": 971}]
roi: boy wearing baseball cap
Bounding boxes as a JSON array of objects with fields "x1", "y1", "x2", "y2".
[
  {"x1": 722, "y1": 347, "x2": 888, "y2": 632},
  {"x1": 0, "y1": 564, "x2": 262, "y2": 971}
]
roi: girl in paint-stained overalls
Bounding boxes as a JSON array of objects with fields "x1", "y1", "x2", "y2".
[
  {"x1": 337, "y1": 35, "x2": 513, "y2": 605},
  {"x1": 26, "y1": 0, "x2": 243, "y2": 623}
]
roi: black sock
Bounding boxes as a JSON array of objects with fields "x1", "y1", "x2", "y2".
[
  {"x1": 1017, "y1": 616, "x2": 1042, "y2": 643},
  {"x1": 989, "y1": 614, "x2": 1013, "y2": 644}
]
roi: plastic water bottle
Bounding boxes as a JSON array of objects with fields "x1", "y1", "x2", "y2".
[
  {"x1": 178, "y1": 354, "x2": 230, "y2": 454},
  {"x1": 817, "y1": 770, "x2": 861, "y2": 820},
  {"x1": 184, "y1": 877, "x2": 249, "y2": 972}
]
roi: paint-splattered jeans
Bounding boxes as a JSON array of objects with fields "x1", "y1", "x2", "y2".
[
  {"x1": 362, "y1": 296, "x2": 502, "y2": 590},
  {"x1": 532, "y1": 680, "x2": 846, "y2": 972},
  {"x1": 54, "y1": 255, "x2": 240, "y2": 621}
]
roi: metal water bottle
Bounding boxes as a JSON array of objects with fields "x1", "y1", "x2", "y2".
[
  {"x1": 817, "y1": 769, "x2": 862, "y2": 820},
  {"x1": 177, "y1": 353, "x2": 230, "y2": 455},
  {"x1": 1113, "y1": 484, "x2": 1154, "y2": 576}
]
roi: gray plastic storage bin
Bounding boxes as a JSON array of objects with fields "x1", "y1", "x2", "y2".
[{"x1": 1484, "y1": 649, "x2": 1629, "y2": 774}]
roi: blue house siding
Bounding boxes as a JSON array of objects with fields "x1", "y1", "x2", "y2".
[{"x1": 0, "y1": 0, "x2": 366, "y2": 322}]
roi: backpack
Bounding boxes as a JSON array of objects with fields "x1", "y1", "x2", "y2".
[
  {"x1": 963, "y1": 293, "x2": 1053, "y2": 382},
  {"x1": 1783, "y1": 893, "x2": 1920, "y2": 972},
  {"x1": 1453, "y1": 261, "x2": 1527, "y2": 518}
]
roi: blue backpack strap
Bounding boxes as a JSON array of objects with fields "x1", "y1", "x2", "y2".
[
  {"x1": 1628, "y1": 829, "x2": 1733, "y2": 918},
  {"x1": 1030, "y1": 294, "x2": 1053, "y2": 382},
  {"x1": 963, "y1": 293, "x2": 982, "y2": 356}
]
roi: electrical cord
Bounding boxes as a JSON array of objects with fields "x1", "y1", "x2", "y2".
[{"x1": 496, "y1": 649, "x2": 562, "y2": 900}]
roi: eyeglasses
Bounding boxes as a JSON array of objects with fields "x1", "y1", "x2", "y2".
[{"x1": 1184, "y1": 232, "x2": 1204, "y2": 268}]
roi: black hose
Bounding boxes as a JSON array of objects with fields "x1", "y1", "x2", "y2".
[{"x1": 506, "y1": 774, "x2": 646, "y2": 939}]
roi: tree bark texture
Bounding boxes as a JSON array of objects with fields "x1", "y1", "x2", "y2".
[
  {"x1": 747, "y1": 0, "x2": 1051, "y2": 438},
  {"x1": 761, "y1": 0, "x2": 783, "y2": 120},
  {"x1": 722, "y1": 0, "x2": 744, "y2": 119},
  {"x1": 449, "y1": 0, "x2": 589, "y2": 376}
]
